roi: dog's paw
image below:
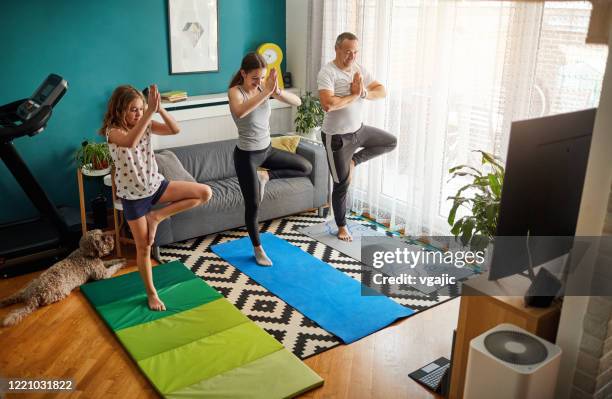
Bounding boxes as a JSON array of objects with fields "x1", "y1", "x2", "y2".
[{"x1": 2, "y1": 313, "x2": 20, "y2": 327}]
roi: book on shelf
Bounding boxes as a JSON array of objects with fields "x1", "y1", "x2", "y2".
[{"x1": 161, "y1": 90, "x2": 188, "y2": 103}]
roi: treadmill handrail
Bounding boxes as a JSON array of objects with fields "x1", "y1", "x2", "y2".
[
  {"x1": 0, "y1": 99, "x2": 26, "y2": 119},
  {"x1": 0, "y1": 105, "x2": 52, "y2": 142}
]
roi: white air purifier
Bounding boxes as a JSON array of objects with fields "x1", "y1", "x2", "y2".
[{"x1": 463, "y1": 323, "x2": 562, "y2": 399}]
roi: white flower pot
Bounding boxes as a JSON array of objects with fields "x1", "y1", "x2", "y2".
[{"x1": 304, "y1": 127, "x2": 321, "y2": 141}]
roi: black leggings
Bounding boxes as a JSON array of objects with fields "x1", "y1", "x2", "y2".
[
  {"x1": 234, "y1": 145, "x2": 313, "y2": 246},
  {"x1": 322, "y1": 125, "x2": 397, "y2": 227}
]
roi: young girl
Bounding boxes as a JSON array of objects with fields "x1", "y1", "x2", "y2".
[
  {"x1": 100, "y1": 84, "x2": 212, "y2": 311},
  {"x1": 228, "y1": 52, "x2": 312, "y2": 266}
]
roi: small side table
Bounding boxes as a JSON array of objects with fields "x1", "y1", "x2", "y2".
[
  {"x1": 77, "y1": 166, "x2": 111, "y2": 237},
  {"x1": 77, "y1": 166, "x2": 134, "y2": 257}
]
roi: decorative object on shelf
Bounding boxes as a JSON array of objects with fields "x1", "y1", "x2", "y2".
[
  {"x1": 257, "y1": 43, "x2": 284, "y2": 89},
  {"x1": 294, "y1": 92, "x2": 324, "y2": 141},
  {"x1": 75, "y1": 141, "x2": 112, "y2": 176},
  {"x1": 283, "y1": 72, "x2": 293, "y2": 88},
  {"x1": 168, "y1": 0, "x2": 218, "y2": 74},
  {"x1": 160, "y1": 90, "x2": 188, "y2": 103},
  {"x1": 447, "y1": 150, "x2": 505, "y2": 251}
]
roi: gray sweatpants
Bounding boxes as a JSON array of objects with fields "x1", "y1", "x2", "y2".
[{"x1": 321, "y1": 124, "x2": 397, "y2": 227}]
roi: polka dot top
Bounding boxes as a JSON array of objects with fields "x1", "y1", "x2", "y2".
[{"x1": 106, "y1": 125, "x2": 164, "y2": 200}]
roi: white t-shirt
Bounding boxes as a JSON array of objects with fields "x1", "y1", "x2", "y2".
[
  {"x1": 107, "y1": 125, "x2": 165, "y2": 200},
  {"x1": 317, "y1": 61, "x2": 373, "y2": 135}
]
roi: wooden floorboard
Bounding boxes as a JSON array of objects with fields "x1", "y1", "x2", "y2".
[{"x1": 0, "y1": 244, "x2": 459, "y2": 399}]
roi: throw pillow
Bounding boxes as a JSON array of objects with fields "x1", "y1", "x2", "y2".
[
  {"x1": 271, "y1": 135, "x2": 301, "y2": 153},
  {"x1": 155, "y1": 150, "x2": 196, "y2": 182}
]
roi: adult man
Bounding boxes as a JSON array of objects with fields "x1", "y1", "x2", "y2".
[{"x1": 318, "y1": 32, "x2": 397, "y2": 241}]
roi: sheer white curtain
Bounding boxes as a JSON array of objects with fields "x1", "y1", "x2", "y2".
[{"x1": 307, "y1": 0, "x2": 606, "y2": 236}]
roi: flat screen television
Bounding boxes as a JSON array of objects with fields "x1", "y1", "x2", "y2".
[{"x1": 489, "y1": 108, "x2": 597, "y2": 304}]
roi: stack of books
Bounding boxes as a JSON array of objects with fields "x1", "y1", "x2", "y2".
[{"x1": 161, "y1": 90, "x2": 188, "y2": 103}]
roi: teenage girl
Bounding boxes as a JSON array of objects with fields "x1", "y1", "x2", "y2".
[
  {"x1": 228, "y1": 52, "x2": 312, "y2": 266},
  {"x1": 100, "y1": 84, "x2": 212, "y2": 311}
]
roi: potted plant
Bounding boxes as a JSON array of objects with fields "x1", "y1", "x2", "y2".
[
  {"x1": 294, "y1": 91, "x2": 324, "y2": 140},
  {"x1": 447, "y1": 150, "x2": 505, "y2": 252},
  {"x1": 75, "y1": 140, "x2": 112, "y2": 176}
]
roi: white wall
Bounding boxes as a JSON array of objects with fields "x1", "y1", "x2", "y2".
[
  {"x1": 286, "y1": 0, "x2": 309, "y2": 91},
  {"x1": 555, "y1": 14, "x2": 612, "y2": 399}
]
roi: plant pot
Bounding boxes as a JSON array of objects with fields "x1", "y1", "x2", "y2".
[
  {"x1": 81, "y1": 164, "x2": 111, "y2": 177},
  {"x1": 303, "y1": 127, "x2": 321, "y2": 141}
]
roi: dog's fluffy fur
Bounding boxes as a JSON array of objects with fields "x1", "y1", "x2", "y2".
[{"x1": 0, "y1": 230, "x2": 126, "y2": 327}]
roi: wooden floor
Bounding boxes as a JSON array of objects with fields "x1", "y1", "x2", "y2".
[{"x1": 0, "y1": 245, "x2": 459, "y2": 399}]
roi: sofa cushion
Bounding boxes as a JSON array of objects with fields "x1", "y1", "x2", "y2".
[
  {"x1": 206, "y1": 178, "x2": 244, "y2": 211},
  {"x1": 161, "y1": 177, "x2": 316, "y2": 244},
  {"x1": 271, "y1": 136, "x2": 301, "y2": 153},
  {"x1": 205, "y1": 176, "x2": 314, "y2": 213},
  {"x1": 167, "y1": 139, "x2": 239, "y2": 182},
  {"x1": 155, "y1": 150, "x2": 196, "y2": 182}
]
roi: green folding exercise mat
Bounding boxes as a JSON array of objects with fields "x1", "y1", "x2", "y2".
[{"x1": 81, "y1": 261, "x2": 323, "y2": 398}]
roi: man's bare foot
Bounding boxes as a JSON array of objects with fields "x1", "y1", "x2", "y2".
[
  {"x1": 145, "y1": 212, "x2": 160, "y2": 246},
  {"x1": 337, "y1": 225, "x2": 353, "y2": 242},
  {"x1": 257, "y1": 170, "x2": 270, "y2": 203},
  {"x1": 147, "y1": 293, "x2": 166, "y2": 311}
]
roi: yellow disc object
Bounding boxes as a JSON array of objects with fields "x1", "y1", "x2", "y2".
[{"x1": 257, "y1": 43, "x2": 284, "y2": 89}]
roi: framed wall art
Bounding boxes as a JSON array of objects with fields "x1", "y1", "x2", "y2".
[{"x1": 167, "y1": 0, "x2": 219, "y2": 74}]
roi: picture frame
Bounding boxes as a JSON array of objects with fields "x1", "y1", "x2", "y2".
[{"x1": 167, "y1": 0, "x2": 219, "y2": 74}]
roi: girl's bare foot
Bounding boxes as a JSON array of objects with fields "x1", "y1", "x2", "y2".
[
  {"x1": 254, "y1": 245, "x2": 273, "y2": 266},
  {"x1": 147, "y1": 293, "x2": 166, "y2": 311},
  {"x1": 145, "y1": 212, "x2": 160, "y2": 246},
  {"x1": 337, "y1": 225, "x2": 353, "y2": 242}
]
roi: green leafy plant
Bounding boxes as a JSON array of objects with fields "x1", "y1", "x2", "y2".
[
  {"x1": 447, "y1": 150, "x2": 505, "y2": 251},
  {"x1": 294, "y1": 91, "x2": 324, "y2": 135},
  {"x1": 75, "y1": 140, "x2": 112, "y2": 171}
]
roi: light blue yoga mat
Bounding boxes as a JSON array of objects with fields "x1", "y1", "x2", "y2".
[{"x1": 211, "y1": 233, "x2": 414, "y2": 344}]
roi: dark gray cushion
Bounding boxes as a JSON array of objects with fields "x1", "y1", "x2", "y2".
[
  {"x1": 155, "y1": 150, "x2": 196, "y2": 182},
  {"x1": 167, "y1": 140, "x2": 238, "y2": 182}
]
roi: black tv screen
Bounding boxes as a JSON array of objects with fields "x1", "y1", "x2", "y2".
[{"x1": 490, "y1": 108, "x2": 596, "y2": 280}]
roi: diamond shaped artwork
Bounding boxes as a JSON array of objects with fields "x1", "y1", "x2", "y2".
[{"x1": 182, "y1": 22, "x2": 204, "y2": 48}]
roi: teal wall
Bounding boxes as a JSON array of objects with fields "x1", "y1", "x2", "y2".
[{"x1": 0, "y1": 0, "x2": 286, "y2": 223}]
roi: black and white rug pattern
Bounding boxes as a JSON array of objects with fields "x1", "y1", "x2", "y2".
[{"x1": 159, "y1": 211, "x2": 457, "y2": 359}]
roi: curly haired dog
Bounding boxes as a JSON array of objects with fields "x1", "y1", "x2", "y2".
[{"x1": 0, "y1": 230, "x2": 126, "y2": 327}]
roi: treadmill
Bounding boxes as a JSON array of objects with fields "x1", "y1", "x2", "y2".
[{"x1": 0, "y1": 74, "x2": 80, "y2": 278}]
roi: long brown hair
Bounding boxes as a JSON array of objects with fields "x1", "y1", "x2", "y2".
[
  {"x1": 98, "y1": 85, "x2": 145, "y2": 135},
  {"x1": 228, "y1": 52, "x2": 267, "y2": 88}
]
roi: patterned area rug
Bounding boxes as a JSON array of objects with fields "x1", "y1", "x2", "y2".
[{"x1": 160, "y1": 211, "x2": 458, "y2": 360}]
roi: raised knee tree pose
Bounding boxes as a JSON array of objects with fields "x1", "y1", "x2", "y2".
[
  {"x1": 228, "y1": 52, "x2": 312, "y2": 266},
  {"x1": 318, "y1": 32, "x2": 397, "y2": 242},
  {"x1": 101, "y1": 84, "x2": 212, "y2": 310}
]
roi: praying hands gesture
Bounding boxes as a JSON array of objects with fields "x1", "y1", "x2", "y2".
[
  {"x1": 351, "y1": 71, "x2": 363, "y2": 97},
  {"x1": 146, "y1": 84, "x2": 161, "y2": 114},
  {"x1": 265, "y1": 68, "x2": 279, "y2": 96}
]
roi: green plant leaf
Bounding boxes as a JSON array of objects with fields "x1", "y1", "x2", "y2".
[
  {"x1": 448, "y1": 165, "x2": 482, "y2": 176},
  {"x1": 460, "y1": 218, "x2": 475, "y2": 246},
  {"x1": 488, "y1": 174, "x2": 501, "y2": 197},
  {"x1": 451, "y1": 219, "x2": 464, "y2": 236}
]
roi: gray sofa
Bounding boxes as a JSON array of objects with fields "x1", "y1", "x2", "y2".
[{"x1": 153, "y1": 138, "x2": 329, "y2": 248}]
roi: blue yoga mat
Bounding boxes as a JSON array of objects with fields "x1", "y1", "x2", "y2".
[{"x1": 211, "y1": 233, "x2": 414, "y2": 343}]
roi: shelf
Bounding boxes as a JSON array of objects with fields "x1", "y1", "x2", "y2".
[{"x1": 161, "y1": 87, "x2": 301, "y2": 111}]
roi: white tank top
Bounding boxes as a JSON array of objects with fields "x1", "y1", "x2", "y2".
[{"x1": 106, "y1": 125, "x2": 164, "y2": 200}]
